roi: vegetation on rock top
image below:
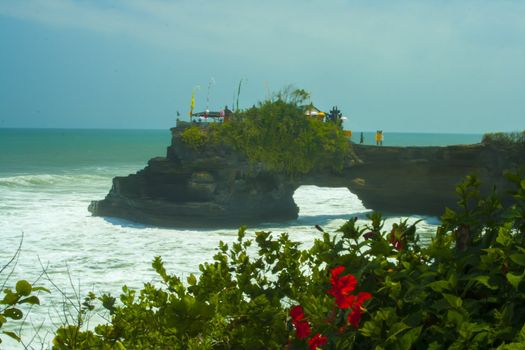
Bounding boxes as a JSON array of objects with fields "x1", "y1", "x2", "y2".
[
  {"x1": 181, "y1": 89, "x2": 352, "y2": 175},
  {"x1": 482, "y1": 130, "x2": 525, "y2": 149}
]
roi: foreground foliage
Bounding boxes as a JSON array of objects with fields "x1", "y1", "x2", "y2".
[
  {"x1": 1, "y1": 241, "x2": 48, "y2": 345},
  {"x1": 51, "y1": 171, "x2": 525, "y2": 349},
  {"x1": 0, "y1": 280, "x2": 46, "y2": 344}
]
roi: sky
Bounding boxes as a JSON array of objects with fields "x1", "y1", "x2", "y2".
[{"x1": 0, "y1": 0, "x2": 524, "y2": 133}]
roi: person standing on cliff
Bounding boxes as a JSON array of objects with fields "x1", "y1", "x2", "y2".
[
  {"x1": 379, "y1": 131, "x2": 384, "y2": 146},
  {"x1": 375, "y1": 131, "x2": 380, "y2": 146},
  {"x1": 360, "y1": 132, "x2": 364, "y2": 144}
]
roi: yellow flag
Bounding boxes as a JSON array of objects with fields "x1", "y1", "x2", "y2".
[{"x1": 189, "y1": 91, "x2": 195, "y2": 117}]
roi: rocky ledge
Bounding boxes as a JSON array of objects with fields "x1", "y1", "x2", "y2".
[
  {"x1": 89, "y1": 124, "x2": 300, "y2": 228},
  {"x1": 89, "y1": 126, "x2": 524, "y2": 228}
]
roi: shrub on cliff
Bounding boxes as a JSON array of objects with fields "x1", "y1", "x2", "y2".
[
  {"x1": 181, "y1": 126, "x2": 208, "y2": 150},
  {"x1": 51, "y1": 171, "x2": 525, "y2": 349},
  {"x1": 482, "y1": 131, "x2": 525, "y2": 149},
  {"x1": 180, "y1": 89, "x2": 352, "y2": 175},
  {"x1": 217, "y1": 98, "x2": 351, "y2": 175}
]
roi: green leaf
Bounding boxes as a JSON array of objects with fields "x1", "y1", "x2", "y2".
[
  {"x1": 3, "y1": 308, "x2": 23, "y2": 320},
  {"x1": 187, "y1": 274, "x2": 197, "y2": 286},
  {"x1": 32, "y1": 286, "x2": 51, "y2": 293},
  {"x1": 442, "y1": 207, "x2": 457, "y2": 221},
  {"x1": 386, "y1": 322, "x2": 410, "y2": 343},
  {"x1": 520, "y1": 179, "x2": 525, "y2": 190},
  {"x1": 394, "y1": 326, "x2": 422, "y2": 350},
  {"x1": 496, "y1": 343, "x2": 525, "y2": 350},
  {"x1": 427, "y1": 342, "x2": 443, "y2": 350},
  {"x1": 2, "y1": 331, "x2": 21, "y2": 342},
  {"x1": 15, "y1": 280, "x2": 32, "y2": 296},
  {"x1": 368, "y1": 239, "x2": 393, "y2": 257},
  {"x1": 506, "y1": 272, "x2": 524, "y2": 289},
  {"x1": 496, "y1": 228, "x2": 513, "y2": 246},
  {"x1": 428, "y1": 280, "x2": 450, "y2": 292},
  {"x1": 360, "y1": 320, "x2": 381, "y2": 339},
  {"x1": 472, "y1": 275, "x2": 498, "y2": 290},
  {"x1": 443, "y1": 294, "x2": 463, "y2": 309},
  {"x1": 19, "y1": 296, "x2": 40, "y2": 305},
  {"x1": 519, "y1": 323, "x2": 525, "y2": 341},
  {"x1": 447, "y1": 309, "x2": 465, "y2": 326},
  {"x1": 510, "y1": 254, "x2": 525, "y2": 267},
  {"x1": 1, "y1": 291, "x2": 18, "y2": 305}
]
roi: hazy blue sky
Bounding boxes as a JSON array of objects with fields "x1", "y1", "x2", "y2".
[{"x1": 0, "y1": 0, "x2": 523, "y2": 132}]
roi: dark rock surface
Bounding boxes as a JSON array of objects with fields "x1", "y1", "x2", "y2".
[
  {"x1": 89, "y1": 126, "x2": 524, "y2": 227},
  {"x1": 341, "y1": 144, "x2": 523, "y2": 216},
  {"x1": 89, "y1": 125, "x2": 299, "y2": 228}
]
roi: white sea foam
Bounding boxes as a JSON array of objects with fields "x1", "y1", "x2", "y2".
[{"x1": 0, "y1": 173, "x2": 110, "y2": 188}]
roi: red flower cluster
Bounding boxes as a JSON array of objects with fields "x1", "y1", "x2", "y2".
[
  {"x1": 327, "y1": 266, "x2": 357, "y2": 308},
  {"x1": 290, "y1": 305, "x2": 311, "y2": 340},
  {"x1": 327, "y1": 266, "x2": 372, "y2": 328},
  {"x1": 289, "y1": 266, "x2": 372, "y2": 349},
  {"x1": 290, "y1": 306, "x2": 327, "y2": 349},
  {"x1": 347, "y1": 292, "x2": 373, "y2": 328},
  {"x1": 308, "y1": 333, "x2": 328, "y2": 350}
]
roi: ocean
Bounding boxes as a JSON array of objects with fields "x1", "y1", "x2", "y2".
[{"x1": 0, "y1": 128, "x2": 481, "y2": 348}]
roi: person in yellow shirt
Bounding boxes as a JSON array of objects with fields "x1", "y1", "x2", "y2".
[{"x1": 375, "y1": 131, "x2": 384, "y2": 146}]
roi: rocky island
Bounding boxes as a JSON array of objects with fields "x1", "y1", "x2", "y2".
[{"x1": 88, "y1": 126, "x2": 524, "y2": 228}]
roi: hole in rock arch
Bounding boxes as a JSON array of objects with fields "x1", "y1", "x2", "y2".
[{"x1": 292, "y1": 186, "x2": 369, "y2": 220}]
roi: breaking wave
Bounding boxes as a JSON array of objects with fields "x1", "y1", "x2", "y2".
[{"x1": 0, "y1": 173, "x2": 110, "y2": 188}]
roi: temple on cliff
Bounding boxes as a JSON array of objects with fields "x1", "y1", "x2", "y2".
[
  {"x1": 191, "y1": 106, "x2": 233, "y2": 124},
  {"x1": 305, "y1": 105, "x2": 352, "y2": 137},
  {"x1": 304, "y1": 105, "x2": 326, "y2": 121}
]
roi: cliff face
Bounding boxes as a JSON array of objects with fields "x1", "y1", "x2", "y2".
[
  {"x1": 330, "y1": 144, "x2": 522, "y2": 216},
  {"x1": 89, "y1": 126, "x2": 299, "y2": 228},
  {"x1": 89, "y1": 127, "x2": 524, "y2": 227}
]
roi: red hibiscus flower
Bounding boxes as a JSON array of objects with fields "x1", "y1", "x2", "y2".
[
  {"x1": 347, "y1": 292, "x2": 372, "y2": 328},
  {"x1": 290, "y1": 305, "x2": 305, "y2": 322},
  {"x1": 290, "y1": 305, "x2": 311, "y2": 339},
  {"x1": 294, "y1": 320, "x2": 311, "y2": 339},
  {"x1": 308, "y1": 333, "x2": 328, "y2": 350},
  {"x1": 348, "y1": 306, "x2": 362, "y2": 328},
  {"x1": 327, "y1": 266, "x2": 357, "y2": 309}
]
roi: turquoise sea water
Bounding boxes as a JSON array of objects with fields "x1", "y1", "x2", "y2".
[
  {"x1": 0, "y1": 128, "x2": 482, "y2": 173},
  {"x1": 0, "y1": 128, "x2": 170, "y2": 175},
  {"x1": 0, "y1": 128, "x2": 481, "y2": 348}
]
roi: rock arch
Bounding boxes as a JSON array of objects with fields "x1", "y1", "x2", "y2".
[{"x1": 89, "y1": 128, "x2": 524, "y2": 228}]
